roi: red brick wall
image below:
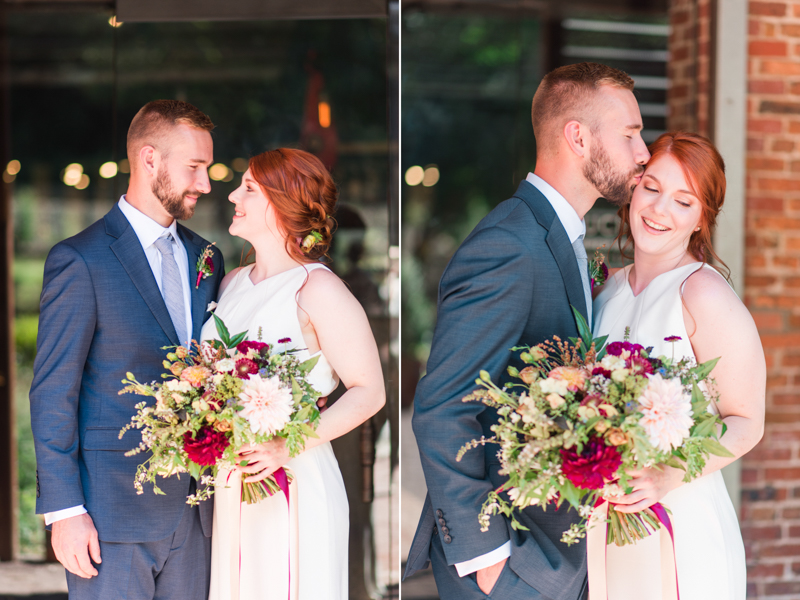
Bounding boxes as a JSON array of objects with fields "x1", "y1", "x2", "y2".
[
  {"x1": 667, "y1": 0, "x2": 713, "y2": 135},
  {"x1": 670, "y1": 1, "x2": 800, "y2": 597},
  {"x1": 744, "y1": 1, "x2": 800, "y2": 597}
]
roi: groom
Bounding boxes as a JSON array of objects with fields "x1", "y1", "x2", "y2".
[
  {"x1": 405, "y1": 63, "x2": 650, "y2": 599},
  {"x1": 29, "y1": 100, "x2": 225, "y2": 599}
]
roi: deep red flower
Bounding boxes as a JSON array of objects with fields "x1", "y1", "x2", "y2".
[
  {"x1": 629, "y1": 354, "x2": 654, "y2": 375},
  {"x1": 560, "y1": 436, "x2": 622, "y2": 490},
  {"x1": 606, "y1": 341, "x2": 644, "y2": 358},
  {"x1": 235, "y1": 358, "x2": 259, "y2": 378},
  {"x1": 236, "y1": 340, "x2": 269, "y2": 356},
  {"x1": 278, "y1": 337, "x2": 292, "y2": 344},
  {"x1": 183, "y1": 427, "x2": 230, "y2": 466},
  {"x1": 204, "y1": 256, "x2": 214, "y2": 272},
  {"x1": 592, "y1": 366, "x2": 612, "y2": 379}
]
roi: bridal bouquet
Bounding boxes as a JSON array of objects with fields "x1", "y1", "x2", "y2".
[
  {"x1": 459, "y1": 309, "x2": 732, "y2": 547},
  {"x1": 119, "y1": 314, "x2": 321, "y2": 505}
]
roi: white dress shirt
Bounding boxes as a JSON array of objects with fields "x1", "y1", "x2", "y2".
[
  {"x1": 454, "y1": 174, "x2": 585, "y2": 576},
  {"x1": 526, "y1": 172, "x2": 586, "y2": 244},
  {"x1": 45, "y1": 196, "x2": 193, "y2": 525}
]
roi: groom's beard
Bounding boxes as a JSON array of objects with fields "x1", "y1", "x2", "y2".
[
  {"x1": 152, "y1": 166, "x2": 199, "y2": 221},
  {"x1": 583, "y1": 139, "x2": 644, "y2": 207}
]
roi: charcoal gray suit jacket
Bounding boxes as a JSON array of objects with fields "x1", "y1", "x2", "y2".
[
  {"x1": 30, "y1": 203, "x2": 225, "y2": 542},
  {"x1": 406, "y1": 180, "x2": 589, "y2": 599}
]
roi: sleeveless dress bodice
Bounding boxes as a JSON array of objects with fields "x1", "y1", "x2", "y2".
[
  {"x1": 593, "y1": 262, "x2": 745, "y2": 600},
  {"x1": 202, "y1": 263, "x2": 348, "y2": 600}
]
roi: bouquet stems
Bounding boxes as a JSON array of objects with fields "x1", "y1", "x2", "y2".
[
  {"x1": 240, "y1": 471, "x2": 294, "y2": 505},
  {"x1": 606, "y1": 504, "x2": 666, "y2": 546}
]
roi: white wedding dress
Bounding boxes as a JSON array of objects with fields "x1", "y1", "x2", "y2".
[
  {"x1": 202, "y1": 263, "x2": 348, "y2": 600},
  {"x1": 593, "y1": 262, "x2": 746, "y2": 600}
]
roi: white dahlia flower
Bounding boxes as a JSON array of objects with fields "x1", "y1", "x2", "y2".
[
  {"x1": 238, "y1": 375, "x2": 294, "y2": 436},
  {"x1": 638, "y1": 374, "x2": 693, "y2": 452}
]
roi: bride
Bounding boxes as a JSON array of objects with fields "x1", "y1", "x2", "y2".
[
  {"x1": 593, "y1": 131, "x2": 765, "y2": 599},
  {"x1": 201, "y1": 148, "x2": 386, "y2": 600}
]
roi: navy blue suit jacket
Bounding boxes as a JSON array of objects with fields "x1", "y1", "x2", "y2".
[
  {"x1": 406, "y1": 181, "x2": 588, "y2": 600},
  {"x1": 30, "y1": 204, "x2": 225, "y2": 543}
]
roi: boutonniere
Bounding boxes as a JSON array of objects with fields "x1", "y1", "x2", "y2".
[
  {"x1": 195, "y1": 243, "x2": 216, "y2": 289},
  {"x1": 589, "y1": 246, "x2": 608, "y2": 290}
]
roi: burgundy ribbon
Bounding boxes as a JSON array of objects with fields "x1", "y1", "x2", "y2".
[
  {"x1": 233, "y1": 468, "x2": 293, "y2": 600},
  {"x1": 270, "y1": 468, "x2": 292, "y2": 600}
]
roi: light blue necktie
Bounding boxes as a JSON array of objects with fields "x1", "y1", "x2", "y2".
[
  {"x1": 153, "y1": 233, "x2": 188, "y2": 344},
  {"x1": 572, "y1": 234, "x2": 592, "y2": 327}
]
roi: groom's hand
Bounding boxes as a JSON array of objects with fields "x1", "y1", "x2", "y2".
[
  {"x1": 52, "y1": 513, "x2": 101, "y2": 579},
  {"x1": 476, "y1": 557, "x2": 507, "y2": 594}
]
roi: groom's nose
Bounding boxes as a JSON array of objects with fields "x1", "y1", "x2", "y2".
[
  {"x1": 634, "y1": 134, "x2": 650, "y2": 165},
  {"x1": 196, "y1": 168, "x2": 211, "y2": 194}
]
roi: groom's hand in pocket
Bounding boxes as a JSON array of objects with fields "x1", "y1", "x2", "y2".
[
  {"x1": 52, "y1": 513, "x2": 101, "y2": 579},
  {"x1": 476, "y1": 557, "x2": 507, "y2": 594}
]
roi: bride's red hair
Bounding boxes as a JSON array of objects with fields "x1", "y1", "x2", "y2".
[
  {"x1": 247, "y1": 148, "x2": 338, "y2": 262},
  {"x1": 616, "y1": 131, "x2": 730, "y2": 279}
]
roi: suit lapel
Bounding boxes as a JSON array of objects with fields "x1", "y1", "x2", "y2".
[
  {"x1": 514, "y1": 180, "x2": 589, "y2": 325},
  {"x1": 105, "y1": 206, "x2": 180, "y2": 345},
  {"x1": 178, "y1": 225, "x2": 208, "y2": 343}
]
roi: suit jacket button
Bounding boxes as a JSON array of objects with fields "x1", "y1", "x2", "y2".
[
  {"x1": 443, "y1": 534, "x2": 452, "y2": 544},
  {"x1": 433, "y1": 526, "x2": 438, "y2": 535},
  {"x1": 441, "y1": 526, "x2": 450, "y2": 535},
  {"x1": 438, "y1": 518, "x2": 446, "y2": 526},
  {"x1": 436, "y1": 509, "x2": 443, "y2": 518}
]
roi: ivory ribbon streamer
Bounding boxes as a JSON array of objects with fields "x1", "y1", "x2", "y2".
[
  {"x1": 229, "y1": 468, "x2": 295, "y2": 600},
  {"x1": 586, "y1": 500, "x2": 679, "y2": 600}
]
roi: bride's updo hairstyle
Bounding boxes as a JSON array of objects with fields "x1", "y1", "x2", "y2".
[
  {"x1": 248, "y1": 148, "x2": 337, "y2": 262},
  {"x1": 616, "y1": 131, "x2": 730, "y2": 279}
]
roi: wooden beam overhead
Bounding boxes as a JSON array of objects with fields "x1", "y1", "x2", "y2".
[{"x1": 116, "y1": 0, "x2": 388, "y2": 22}]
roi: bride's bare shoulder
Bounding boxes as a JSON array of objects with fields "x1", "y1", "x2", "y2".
[
  {"x1": 298, "y1": 265, "x2": 364, "y2": 320},
  {"x1": 682, "y1": 265, "x2": 746, "y2": 325}
]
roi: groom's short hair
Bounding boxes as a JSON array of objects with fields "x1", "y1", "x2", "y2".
[
  {"x1": 127, "y1": 100, "x2": 215, "y2": 168},
  {"x1": 531, "y1": 62, "x2": 634, "y2": 154}
]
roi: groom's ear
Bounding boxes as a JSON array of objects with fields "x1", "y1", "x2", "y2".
[
  {"x1": 563, "y1": 120, "x2": 588, "y2": 158},
  {"x1": 139, "y1": 145, "x2": 159, "y2": 177}
]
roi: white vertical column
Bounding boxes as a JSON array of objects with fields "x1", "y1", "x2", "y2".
[{"x1": 714, "y1": 0, "x2": 748, "y2": 518}]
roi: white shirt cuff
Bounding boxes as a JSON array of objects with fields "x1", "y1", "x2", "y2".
[
  {"x1": 44, "y1": 505, "x2": 87, "y2": 526},
  {"x1": 454, "y1": 540, "x2": 512, "y2": 577}
]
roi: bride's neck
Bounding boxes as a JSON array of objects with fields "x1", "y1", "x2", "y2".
[
  {"x1": 247, "y1": 234, "x2": 303, "y2": 284},
  {"x1": 629, "y1": 248, "x2": 697, "y2": 296}
]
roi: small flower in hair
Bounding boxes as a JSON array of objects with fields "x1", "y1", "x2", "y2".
[{"x1": 301, "y1": 230, "x2": 324, "y2": 254}]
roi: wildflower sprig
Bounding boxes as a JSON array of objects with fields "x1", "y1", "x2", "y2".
[{"x1": 460, "y1": 307, "x2": 732, "y2": 546}]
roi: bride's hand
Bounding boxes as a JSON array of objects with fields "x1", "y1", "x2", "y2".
[
  {"x1": 235, "y1": 438, "x2": 291, "y2": 483},
  {"x1": 607, "y1": 465, "x2": 684, "y2": 513}
]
